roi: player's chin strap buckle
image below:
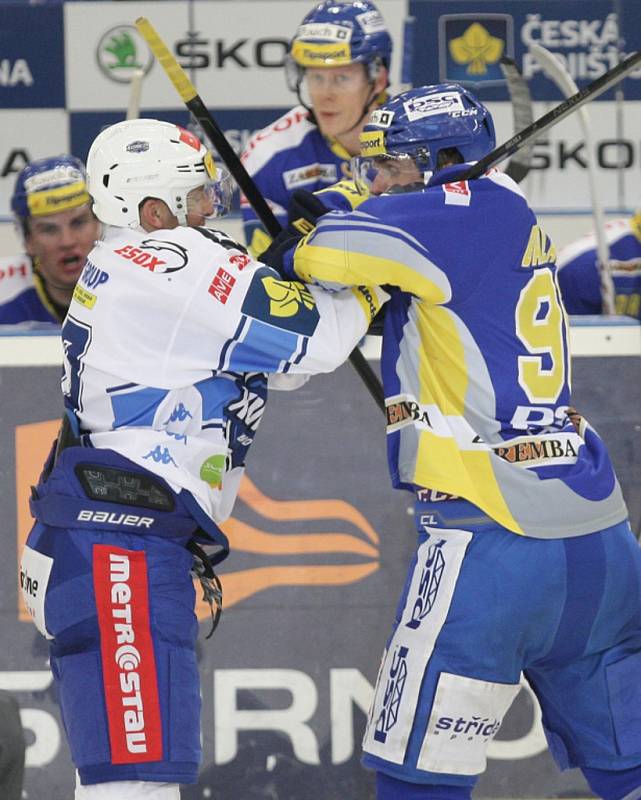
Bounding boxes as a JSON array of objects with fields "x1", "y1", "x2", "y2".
[{"x1": 188, "y1": 540, "x2": 223, "y2": 640}]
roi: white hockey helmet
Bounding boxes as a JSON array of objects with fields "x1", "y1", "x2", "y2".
[{"x1": 86, "y1": 118, "x2": 234, "y2": 228}]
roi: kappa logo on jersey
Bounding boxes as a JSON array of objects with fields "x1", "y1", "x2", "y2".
[
  {"x1": 142, "y1": 446, "x2": 177, "y2": 467},
  {"x1": 283, "y1": 163, "x2": 338, "y2": 190},
  {"x1": 114, "y1": 240, "x2": 188, "y2": 274},
  {"x1": 242, "y1": 269, "x2": 320, "y2": 336},
  {"x1": 406, "y1": 538, "x2": 445, "y2": 630},
  {"x1": 374, "y1": 645, "x2": 409, "y2": 743},
  {"x1": 209, "y1": 267, "x2": 236, "y2": 305}
]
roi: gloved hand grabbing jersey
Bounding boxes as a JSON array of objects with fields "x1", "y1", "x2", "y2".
[{"x1": 258, "y1": 189, "x2": 330, "y2": 279}]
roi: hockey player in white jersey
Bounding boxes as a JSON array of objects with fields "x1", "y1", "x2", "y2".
[{"x1": 19, "y1": 119, "x2": 387, "y2": 799}]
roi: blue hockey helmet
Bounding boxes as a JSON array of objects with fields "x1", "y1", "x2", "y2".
[
  {"x1": 286, "y1": 0, "x2": 392, "y2": 91},
  {"x1": 353, "y1": 83, "x2": 496, "y2": 194},
  {"x1": 11, "y1": 155, "x2": 90, "y2": 224}
]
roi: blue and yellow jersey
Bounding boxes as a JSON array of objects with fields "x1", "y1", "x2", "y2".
[
  {"x1": 292, "y1": 166, "x2": 627, "y2": 539},
  {"x1": 240, "y1": 106, "x2": 354, "y2": 256},
  {"x1": 0, "y1": 254, "x2": 63, "y2": 324},
  {"x1": 557, "y1": 213, "x2": 641, "y2": 318}
]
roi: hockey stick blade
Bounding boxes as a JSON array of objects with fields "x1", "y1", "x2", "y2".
[
  {"x1": 500, "y1": 57, "x2": 534, "y2": 184},
  {"x1": 464, "y1": 49, "x2": 641, "y2": 180},
  {"x1": 135, "y1": 16, "x2": 386, "y2": 414}
]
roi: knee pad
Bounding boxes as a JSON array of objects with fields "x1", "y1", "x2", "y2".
[
  {"x1": 75, "y1": 777, "x2": 181, "y2": 799},
  {"x1": 583, "y1": 764, "x2": 641, "y2": 800},
  {"x1": 376, "y1": 772, "x2": 472, "y2": 800}
]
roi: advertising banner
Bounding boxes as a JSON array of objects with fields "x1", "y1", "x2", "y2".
[
  {"x1": 0, "y1": 5, "x2": 66, "y2": 110},
  {"x1": 64, "y1": 1, "x2": 408, "y2": 111},
  {"x1": 2, "y1": 334, "x2": 639, "y2": 799},
  {"x1": 409, "y1": 0, "x2": 641, "y2": 211},
  {"x1": 0, "y1": 110, "x2": 70, "y2": 221}
]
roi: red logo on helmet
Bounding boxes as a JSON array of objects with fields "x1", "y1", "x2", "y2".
[{"x1": 178, "y1": 128, "x2": 201, "y2": 151}]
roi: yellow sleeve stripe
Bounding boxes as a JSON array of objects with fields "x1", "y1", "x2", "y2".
[
  {"x1": 351, "y1": 285, "x2": 384, "y2": 322},
  {"x1": 295, "y1": 243, "x2": 450, "y2": 304}
]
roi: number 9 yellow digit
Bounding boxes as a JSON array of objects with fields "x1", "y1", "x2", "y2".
[{"x1": 515, "y1": 269, "x2": 565, "y2": 403}]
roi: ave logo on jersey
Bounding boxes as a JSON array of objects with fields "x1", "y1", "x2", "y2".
[
  {"x1": 114, "y1": 240, "x2": 188, "y2": 274},
  {"x1": 209, "y1": 267, "x2": 236, "y2": 305}
]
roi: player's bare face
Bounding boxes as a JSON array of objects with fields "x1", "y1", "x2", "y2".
[
  {"x1": 306, "y1": 63, "x2": 373, "y2": 141},
  {"x1": 370, "y1": 158, "x2": 423, "y2": 195},
  {"x1": 26, "y1": 205, "x2": 99, "y2": 289}
]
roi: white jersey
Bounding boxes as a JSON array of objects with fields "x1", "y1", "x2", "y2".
[{"x1": 62, "y1": 224, "x2": 386, "y2": 523}]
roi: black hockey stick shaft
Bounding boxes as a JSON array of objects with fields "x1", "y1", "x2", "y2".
[
  {"x1": 136, "y1": 17, "x2": 386, "y2": 414},
  {"x1": 464, "y1": 49, "x2": 641, "y2": 180}
]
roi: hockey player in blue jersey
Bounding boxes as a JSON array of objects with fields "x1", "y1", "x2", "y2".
[
  {"x1": 1, "y1": 156, "x2": 100, "y2": 324},
  {"x1": 556, "y1": 211, "x2": 641, "y2": 318},
  {"x1": 19, "y1": 119, "x2": 387, "y2": 800},
  {"x1": 240, "y1": 0, "x2": 392, "y2": 255},
  {"x1": 266, "y1": 85, "x2": 641, "y2": 800}
]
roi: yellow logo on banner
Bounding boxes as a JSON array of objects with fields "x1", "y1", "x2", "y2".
[
  {"x1": 262, "y1": 276, "x2": 315, "y2": 317},
  {"x1": 449, "y1": 23, "x2": 504, "y2": 76}
]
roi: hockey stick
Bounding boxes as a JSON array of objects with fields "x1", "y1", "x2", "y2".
[
  {"x1": 463, "y1": 49, "x2": 641, "y2": 181},
  {"x1": 500, "y1": 57, "x2": 535, "y2": 184},
  {"x1": 126, "y1": 68, "x2": 145, "y2": 121},
  {"x1": 135, "y1": 16, "x2": 386, "y2": 414},
  {"x1": 529, "y1": 43, "x2": 616, "y2": 315}
]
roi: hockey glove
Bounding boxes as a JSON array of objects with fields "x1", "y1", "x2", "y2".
[
  {"x1": 288, "y1": 189, "x2": 331, "y2": 235},
  {"x1": 257, "y1": 230, "x2": 301, "y2": 280}
]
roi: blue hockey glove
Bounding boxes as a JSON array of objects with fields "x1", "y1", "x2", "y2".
[{"x1": 257, "y1": 230, "x2": 301, "y2": 280}]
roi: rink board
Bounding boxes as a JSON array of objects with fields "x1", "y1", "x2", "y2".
[{"x1": 0, "y1": 322, "x2": 638, "y2": 800}]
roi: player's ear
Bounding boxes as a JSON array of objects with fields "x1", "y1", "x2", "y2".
[
  {"x1": 139, "y1": 198, "x2": 174, "y2": 231},
  {"x1": 374, "y1": 65, "x2": 389, "y2": 95}
]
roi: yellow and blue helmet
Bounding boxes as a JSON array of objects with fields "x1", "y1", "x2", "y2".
[
  {"x1": 286, "y1": 0, "x2": 392, "y2": 90},
  {"x1": 353, "y1": 83, "x2": 496, "y2": 193},
  {"x1": 11, "y1": 155, "x2": 90, "y2": 225}
]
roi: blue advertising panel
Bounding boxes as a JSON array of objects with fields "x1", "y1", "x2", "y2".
[
  {"x1": 409, "y1": 0, "x2": 641, "y2": 102},
  {"x1": 0, "y1": 5, "x2": 66, "y2": 109}
]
